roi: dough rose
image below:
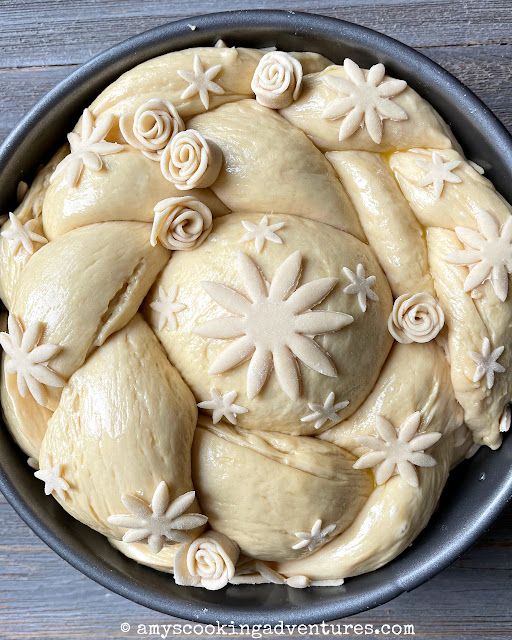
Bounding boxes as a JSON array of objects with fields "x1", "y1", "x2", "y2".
[
  {"x1": 119, "y1": 98, "x2": 184, "y2": 160},
  {"x1": 160, "y1": 129, "x2": 222, "y2": 189},
  {"x1": 251, "y1": 51, "x2": 303, "y2": 109},
  {"x1": 388, "y1": 292, "x2": 445, "y2": 344},
  {"x1": 174, "y1": 530, "x2": 239, "y2": 590},
  {"x1": 150, "y1": 196, "x2": 213, "y2": 251}
]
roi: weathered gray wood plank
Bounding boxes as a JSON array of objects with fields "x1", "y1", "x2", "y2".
[{"x1": 0, "y1": 0, "x2": 510, "y2": 69}]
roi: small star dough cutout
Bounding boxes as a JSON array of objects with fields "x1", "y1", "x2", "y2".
[
  {"x1": 197, "y1": 389, "x2": 248, "y2": 425},
  {"x1": 292, "y1": 519, "x2": 337, "y2": 552},
  {"x1": 149, "y1": 286, "x2": 187, "y2": 331},
  {"x1": 34, "y1": 464, "x2": 70, "y2": 501},
  {"x1": 415, "y1": 151, "x2": 462, "y2": 200},
  {"x1": 301, "y1": 391, "x2": 349, "y2": 429},
  {"x1": 239, "y1": 215, "x2": 285, "y2": 253},
  {"x1": 177, "y1": 55, "x2": 225, "y2": 110},
  {"x1": 342, "y1": 263, "x2": 379, "y2": 312},
  {"x1": 470, "y1": 337, "x2": 505, "y2": 390},
  {"x1": 1, "y1": 212, "x2": 47, "y2": 257}
]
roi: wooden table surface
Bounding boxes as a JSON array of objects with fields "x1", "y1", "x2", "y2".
[{"x1": 0, "y1": 1, "x2": 511, "y2": 638}]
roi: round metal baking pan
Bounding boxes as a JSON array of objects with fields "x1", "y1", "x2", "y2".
[{"x1": 0, "y1": 9, "x2": 511, "y2": 625}]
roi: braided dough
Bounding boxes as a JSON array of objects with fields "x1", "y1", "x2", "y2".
[{"x1": 1, "y1": 44, "x2": 510, "y2": 590}]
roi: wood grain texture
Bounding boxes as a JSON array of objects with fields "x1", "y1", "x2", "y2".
[{"x1": 0, "y1": 1, "x2": 511, "y2": 638}]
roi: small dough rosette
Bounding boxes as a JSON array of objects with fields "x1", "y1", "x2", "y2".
[
  {"x1": 174, "y1": 530, "x2": 239, "y2": 590},
  {"x1": 251, "y1": 51, "x2": 303, "y2": 109},
  {"x1": 388, "y1": 292, "x2": 445, "y2": 344},
  {"x1": 119, "y1": 98, "x2": 184, "y2": 160},
  {"x1": 160, "y1": 129, "x2": 223, "y2": 190},
  {"x1": 150, "y1": 196, "x2": 213, "y2": 251}
]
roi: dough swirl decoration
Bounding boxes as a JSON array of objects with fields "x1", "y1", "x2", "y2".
[{"x1": 0, "y1": 44, "x2": 510, "y2": 591}]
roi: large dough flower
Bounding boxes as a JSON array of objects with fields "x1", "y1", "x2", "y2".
[{"x1": 195, "y1": 250, "x2": 353, "y2": 400}]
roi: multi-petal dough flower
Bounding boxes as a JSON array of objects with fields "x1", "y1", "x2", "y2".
[
  {"x1": 239, "y1": 215, "x2": 285, "y2": 254},
  {"x1": 353, "y1": 412, "x2": 442, "y2": 488},
  {"x1": 415, "y1": 151, "x2": 462, "y2": 200},
  {"x1": 388, "y1": 292, "x2": 445, "y2": 344},
  {"x1": 195, "y1": 251, "x2": 353, "y2": 400},
  {"x1": 292, "y1": 519, "x2": 336, "y2": 552},
  {"x1": 174, "y1": 530, "x2": 239, "y2": 590},
  {"x1": 446, "y1": 209, "x2": 512, "y2": 302},
  {"x1": 160, "y1": 129, "x2": 222, "y2": 189},
  {"x1": 50, "y1": 108, "x2": 123, "y2": 187},
  {"x1": 1, "y1": 211, "x2": 47, "y2": 257},
  {"x1": 150, "y1": 196, "x2": 213, "y2": 251},
  {"x1": 342, "y1": 263, "x2": 379, "y2": 313},
  {"x1": 470, "y1": 337, "x2": 505, "y2": 390},
  {"x1": 119, "y1": 98, "x2": 184, "y2": 160},
  {"x1": 251, "y1": 51, "x2": 303, "y2": 109},
  {"x1": 0, "y1": 315, "x2": 65, "y2": 406},
  {"x1": 149, "y1": 286, "x2": 187, "y2": 331},
  {"x1": 322, "y1": 58, "x2": 408, "y2": 144},
  {"x1": 34, "y1": 463, "x2": 70, "y2": 501},
  {"x1": 177, "y1": 54, "x2": 225, "y2": 110},
  {"x1": 197, "y1": 388, "x2": 248, "y2": 425},
  {"x1": 107, "y1": 481, "x2": 208, "y2": 554},
  {"x1": 300, "y1": 391, "x2": 349, "y2": 430}
]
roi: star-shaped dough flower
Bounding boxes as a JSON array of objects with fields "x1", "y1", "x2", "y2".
[
  {"x1": 177, "y1": 54, "x2": 225, "y2": 110},
  {"x1": 34, "y1": 464, "x2": 70, "y2": 501},
  {"x1": 470, "y1": 337, "x2": 505, "y2": 389},
  {"x1": 1, "y1": 212, "x2": 47, "y2": 257},
  {"x1": 50, "y1": 108, "x2": 123, "y2": 187},
  {"x1": 194, "y1": 251, "x2": 353, "y2": 401},
  {"x1": 446, "y1": 209, "x2": 512, "y2": 302},
  {"x1": 415, "y1": 151, "x2": 462, "y2": 200},
  {"x1": 292, "y1": 519, "x2": 336, "y2": 552},
  {"x1": 108, "y1": 481, "x2": 208, "y2": 554},
  {"x1": 322, "y1": 58, "x2": 407, "y2": 144},
  {"x1": 239, "y1": 215, "x2": 285, "y2": 254},
  {"x1": 353, "y1": 412, "x2": 442, "y2": 488},
  {"x1": 342, "y1": 263, "x2": 379, "y2": 312},
  {"x1": 150, "y1": 285, "x2": 187, "y2": 331},
  {"x1": 0, "y1": 315, "x2": 65, "y2": 406},
  {"x1": 301, "y1": 391, "x2": 349, "y2": 430},
  {"x1": 197, "y1": 388, "x2": 248, "y2": 425}
]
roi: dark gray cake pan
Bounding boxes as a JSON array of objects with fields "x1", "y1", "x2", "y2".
[{"x1": 0, "y1": 9, "x2": 511, "y2": 626}]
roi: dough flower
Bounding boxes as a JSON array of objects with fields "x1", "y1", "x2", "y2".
[
  {"x1": 150, "y1": 196, "x2": 213, "y2": 251},
  {"x1": 388, "y1": 292, "x2": 445, "y2": 344},
  {"x1": 174, "y1": 530, "x2": 239, "y2": 590},
  {"x1": 251, "y1": 51, "x2": 303, "y2": 109},
  {"x1": 119, "y1": 98, "x2": 184, "y2": 160},
  {"x1": 160, "y1": 129, "x2": 222, "y2": 189}
]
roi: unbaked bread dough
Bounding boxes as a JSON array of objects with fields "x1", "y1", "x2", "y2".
[{"x1": 1, "y1": 45, "x2": 510, "y2": 591}]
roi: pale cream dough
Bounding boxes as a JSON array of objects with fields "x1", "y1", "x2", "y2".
[
  {"x1": 145, "y1": 212, "x2": 393, "y2": 434},
  {"x1": 11, "y1": 221, "x2": 169, "y2": 410},
  {"x1": 109, "y1": 538, "x2": 177, "y2": 573},
  {"x1": 89, "y1": 47, "x2": 332, "y2": 127},
  {"x1": 427, "y1": 227, "x2": 511, "y2": 448},
  {"x1": 43, "y1": 147, "x2": 230, "y2": 239},
  {"x1": 0, "y1": 148, "x2": 66, "y2": 307},
  {"x1": 275, "y1": 341, "x2": 461, "y2": 580},
  {"x1": 327, "y1": 151, "x2": 435, "y2": 296},
  {"x1": 188, "y1": 100, "x2": 365, "y2": 240},
  {"x1": 280, "y1": 65, "x2": 456, "y2": 153},
  {"x1": 389, "y1": 148, "x2": 512, "y2": 230},
  {"x1": 192, "y1": 420, "x2": 373, "y2": 562},
  {"x1": 38, "y1": 314, "x2": 198, "y2": 539}
]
